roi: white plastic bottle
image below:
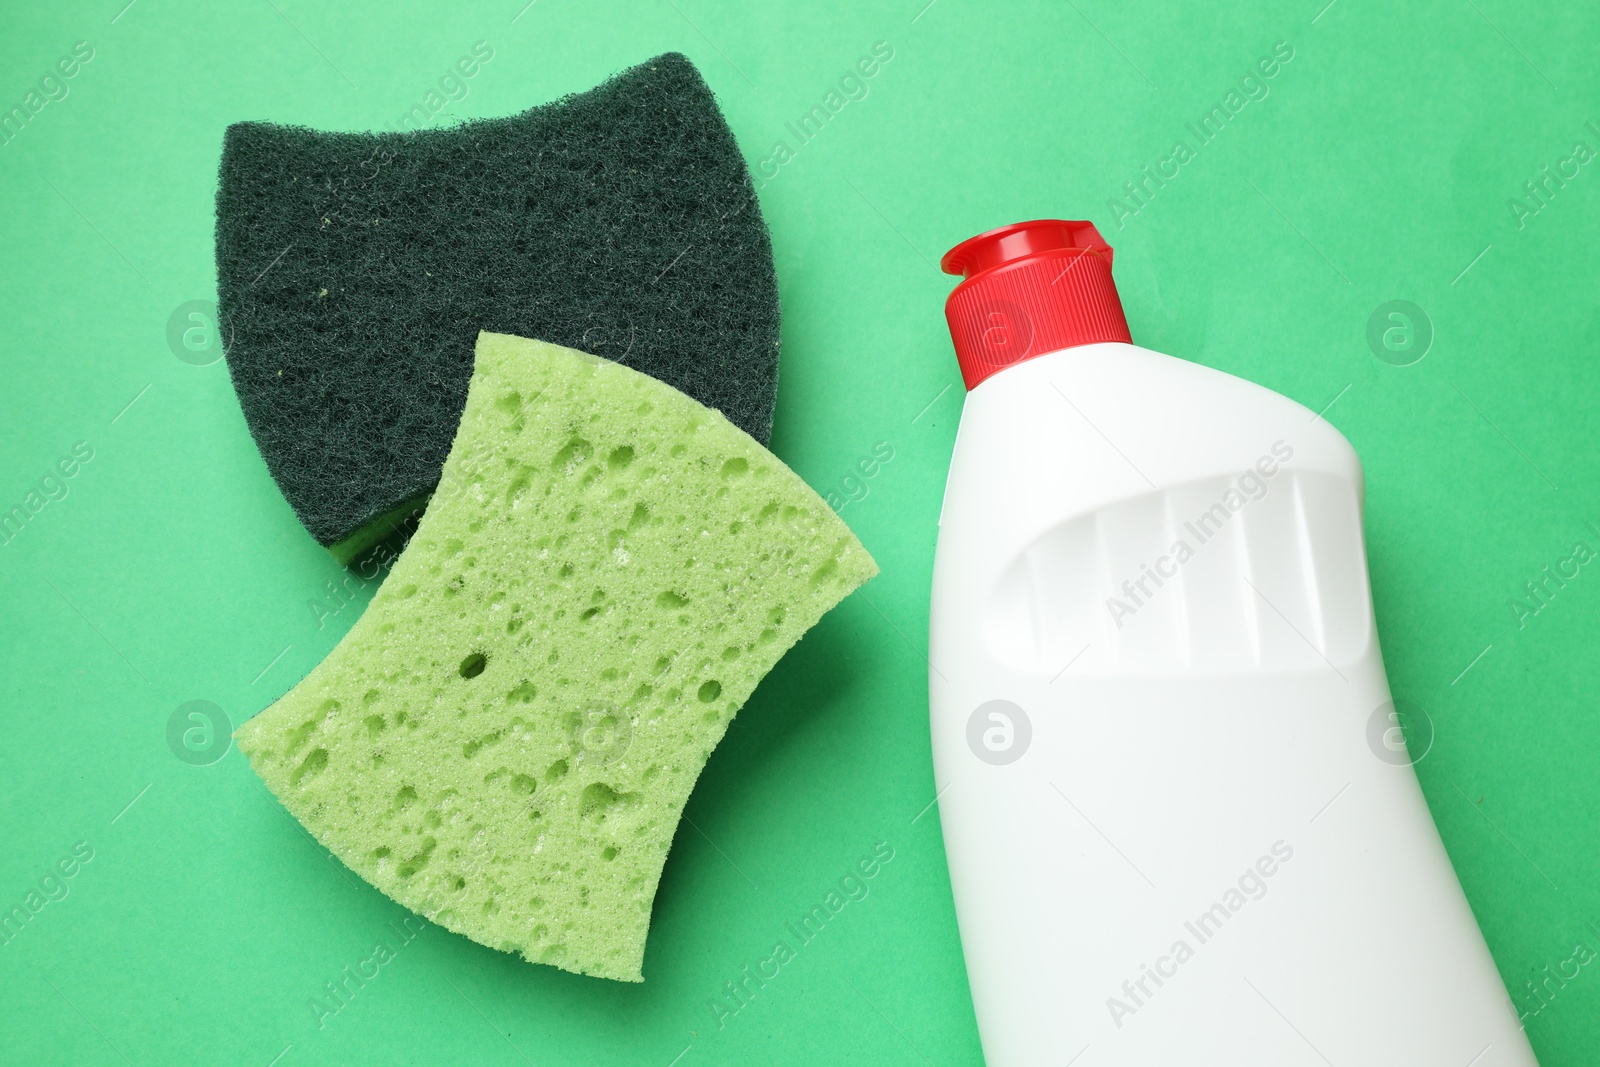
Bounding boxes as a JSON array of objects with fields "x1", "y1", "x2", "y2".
[{"x1": 928, "y1": 221, "x2": 1538, "y2": 1066}]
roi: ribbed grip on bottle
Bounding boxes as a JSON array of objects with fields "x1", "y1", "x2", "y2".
[{"x1": 941, "y1": 221, "x2": 1131, "y2": 390}]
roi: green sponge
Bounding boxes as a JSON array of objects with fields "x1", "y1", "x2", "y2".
[
  {"x1": 216, "y1": 52, "x2": 781, "y2": 559},
  {"x1": 236, "y1": 332, "x2": 875, "y2": 981}
]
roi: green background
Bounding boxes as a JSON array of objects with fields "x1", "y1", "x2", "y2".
[{"x1": 2, "y1": 0, "x2": 1597, "y2": 1063}]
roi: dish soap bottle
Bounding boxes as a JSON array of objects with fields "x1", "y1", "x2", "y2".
[{"x1": 928, "y1": 220, "x2": 1538, "y2": 1066}]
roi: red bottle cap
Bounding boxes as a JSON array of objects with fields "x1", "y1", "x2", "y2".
[{"x1": 941, "y1": 220, "x2": 1131, "y2": 390}]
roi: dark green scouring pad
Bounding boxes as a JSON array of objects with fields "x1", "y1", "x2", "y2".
[{"x1": 216, "y1": 53, "x2": 779, "y2": 560}]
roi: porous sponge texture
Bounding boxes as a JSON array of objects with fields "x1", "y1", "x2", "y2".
[
  {"x1": 236, "y1": 333, "x2": 875, "y2": 981},
  {"x1": 216, "y1": 52, "x2": 780, "y2": 552}
]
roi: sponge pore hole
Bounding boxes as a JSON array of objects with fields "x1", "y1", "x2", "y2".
[
  {"x1": 463, "y1": 730, "x2": 504, "y2": 758},
  {"x1": 397, "y1": 836, "x2": 437, "y2": 878},
  {"x1": 459, "y1": 652, "x2": 488, "y2": 678},
  {"x1": 697, "y1": 680, "x2": 722, "y2": 703},
  {"x1": 506, "y1": 467, "x2": 538, "y2": 508},
  {"x1": 285, "y1": 719, "x2": 319, "y2": 753},
  {"x1": 553, "y1": 436, "x2": 592, "y2": 473},
  {"x1": 578, "y1": 783, "x2": 637, "y2": 824},
  {"x1": 809, "y1": 558, "x2": 839, "y2": 588},
  {"x1": 290, "y1": 747, "x2": 329, "y2": 786}
]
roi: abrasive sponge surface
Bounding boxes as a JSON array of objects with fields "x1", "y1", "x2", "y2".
[
  {"x1": 236, "y1": 333, "x2": 875, "y2": 982},
  {"x1": 217, "y1": 52, "x2": 779, "y2": 551}
]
